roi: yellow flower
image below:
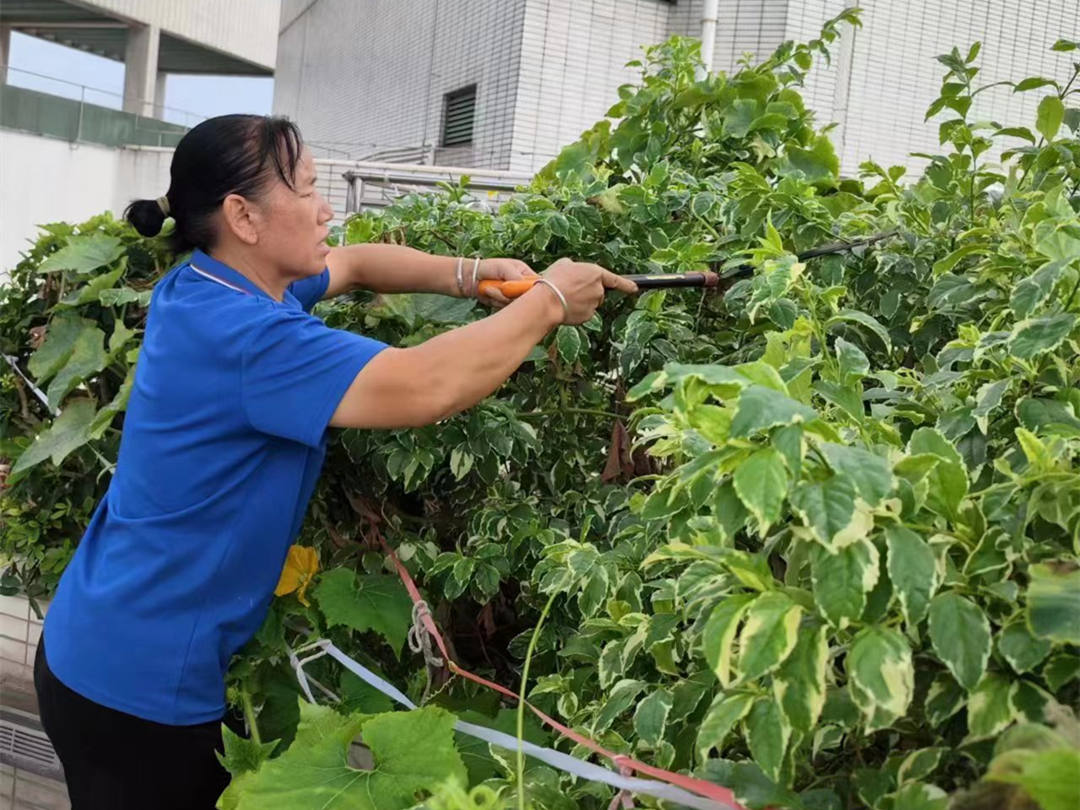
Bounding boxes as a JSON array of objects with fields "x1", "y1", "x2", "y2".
[{"x1": 274, "y1": 545, "x2": 319, "y2": 606}]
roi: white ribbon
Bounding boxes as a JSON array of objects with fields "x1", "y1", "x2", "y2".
[{"x1": 289, "y1": 639, "x2": 739, "y2": 810}]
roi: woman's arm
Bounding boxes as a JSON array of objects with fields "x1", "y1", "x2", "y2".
[
  {"x1": 324, "y1": 243, "x2": 533, "y2": 303},
  {"x1": 330, "y1": 261, "x2": 638, "y2": 430}
]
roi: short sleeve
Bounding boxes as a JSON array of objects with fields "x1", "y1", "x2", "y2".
[
  {"x1": 241, "y1": 310, "x2": 388, "y2": 447},
  {"x1": 287, "y1": 269, "x2": 331, "y2": 312}
]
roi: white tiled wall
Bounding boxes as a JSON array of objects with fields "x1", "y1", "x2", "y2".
[
  {"x1": 0, "y1": 594, "x2": 43, "y2": 685},
  {"x1": 273, "y1": 0, "x2": 1077, "y2": 175}
]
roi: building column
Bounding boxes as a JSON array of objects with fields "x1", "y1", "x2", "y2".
[
  {"x1": 153, "y1": 71, "x2": 168, "y2": 119},
  {"x1": 1, "y1": 24, "x2": 12, "y2": 85},
  {"x1": 123, "y1": 23, "x2": 160, "y2": 117}
]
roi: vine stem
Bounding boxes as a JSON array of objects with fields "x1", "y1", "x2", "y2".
[
  {"x1": 519, "y1": 408, "x2": 619, "y2": 420},
  {"x1": 516, "y1": 591, "x2": 558, "y2": 810},
  {"x1": 241, "y1": 687, "x2": 261, "y2": 745}
]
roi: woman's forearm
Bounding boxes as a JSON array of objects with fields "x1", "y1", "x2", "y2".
[
  {"x1": 331, "y1": 285, "x2": 564, "y2": 430},
  {"x1": 338, "y1": 243, "x2": 460, "y2": 296}
]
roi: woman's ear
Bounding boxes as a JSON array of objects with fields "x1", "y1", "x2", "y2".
[{"x1": 221, "y1": 194, "x2": 260, "y2": 246}]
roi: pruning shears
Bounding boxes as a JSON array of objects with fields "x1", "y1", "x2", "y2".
[{"x1": 476, "y1": 230, "x2": 897, "y2": 300}]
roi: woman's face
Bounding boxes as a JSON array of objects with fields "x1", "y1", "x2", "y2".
[{"x1": 256, "y1": 147, "x2": 334, "y2": 277}]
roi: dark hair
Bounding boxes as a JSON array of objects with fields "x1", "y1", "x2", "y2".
[{"x1": 124, "y1": 114, "x2": 304, "y2": 251}]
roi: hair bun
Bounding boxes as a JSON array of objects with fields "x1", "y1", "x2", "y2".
[{"x1": 124, "y1": 198, "x2": 168, "y2": 237}]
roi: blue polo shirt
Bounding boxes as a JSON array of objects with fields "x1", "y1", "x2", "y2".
[{"x1": 43, "y1": 249, "x2": 387, "y2": 725}]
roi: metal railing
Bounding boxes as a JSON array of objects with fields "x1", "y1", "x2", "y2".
[{"x1": 2, "y1": 65, "x2": 208, "y2": 128}]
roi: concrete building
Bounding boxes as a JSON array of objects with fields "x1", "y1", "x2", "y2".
[
  {"x1": 272, "y1": 0, "x2": 1078, "y2": 175},
  {"x1": 0, "y1": 0, "x2": 279, "y2": 272}
]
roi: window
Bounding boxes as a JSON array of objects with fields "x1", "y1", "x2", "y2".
[{"x1": 441, "y1": 85, "x2": 477, "y2": 147}]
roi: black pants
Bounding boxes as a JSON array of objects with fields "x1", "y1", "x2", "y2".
[{"x1": 33, "y1": 640, "x2": 242, "y2": 810}]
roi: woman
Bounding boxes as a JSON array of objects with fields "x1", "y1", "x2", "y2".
[{"x1": 33, "y1": 113, "x2": 635, "y2": 809}]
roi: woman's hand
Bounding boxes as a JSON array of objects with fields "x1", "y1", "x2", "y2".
[
  {"x1": 472, "y1": 258, "x2": 538, "y2": 307},
  {"x1": 538, "y1": 259, "x2": 638, "y2": 324}
]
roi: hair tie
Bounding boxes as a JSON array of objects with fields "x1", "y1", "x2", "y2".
[{"x1": 156, "y1": 196, "x2": 170, "y2": 216}]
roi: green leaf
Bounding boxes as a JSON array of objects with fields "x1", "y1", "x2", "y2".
[
  {"x1": 1027, "y1": 562, "x2": 1080, "y2": 644},
  {"x1": 1013, "y1": 77, "x2": 1057, "y2": 93},
  {"x1": 835, "y1": 337, "x2": 869, "y2": 379},
  {"x1": 27, "y1": 315, "x2": 93, "y2": 382},
  {"x1": 773, "y1": 624, "x2": 827, "y2": 735},
  {"x1": 44, "y1": 323, "x2": 108, "y2": 408},
  {"x1": 966, "y1": 673, "x2": 1016, "y2": 740},
  {"x1": 825, "y1": 309, "x2": 892, "y2": 353},
  {"x1": 1010, "y1": 260, "x2": 1067, "y2": 319},
  {"x1": 339, "y1": 670, "x2": 394, "y2": 716},
  {"x1": 593, "y1": 679, "x2": 647, "y2": 732},
  {"x1": 896, "y1": 748, "x2": 946, "y2": 784},
  {"x1": 907, "y1": 428, "x2": 968, "y2": 518},
  {"x1": 703, "y1": 594, "x2": 755, "y2": 687},
  {"x1": 745, "y1": 696, "x2": 790, "y2": 783},
  {"x1": 989, "y1": 748, "x2": 1080, "y2": 810},
  {"x1": 780, "y1": 134, "x2": 839, "y2": 184},
  {"x1": 696, "y1": 692, "x2": 755, "y2": 762},
  {"x1": 737, "y1": 591, "x2": 802, "y2": 682},
  {"x1": 892, "y1": 782, "x2": 948, "y2": 810},
  {"x1": 412, "y1": 293, "x2": 476, "y2": 324},
  {"x1": 886, "y1": 526, "x2": 939, "y2": 627},
  {"x1": 925, "y1": 672, "x2": 965, "y2": 726},
  {"x1": 217, "y1": 724, "x2": 278, "y2": 776},
  {"x1": 790, "y1": 474, "x2": 858, "y2": 548},
  {"x1": 57, "y1": 264, "x2": 125, "y2": 308},
  {"x1": 1009, "y1": 314, "x2": 1077, "y2": 359},
  {"x1": 556, "y1": 325, "x2": 583, "y2": 365},
  {"x1": 226, "y1": 703, "x2": 465, "y2": 810},
  {"x1": 847, "y1": 626, "x2": 914, "y2": 730},
  {"x1": 929, "y1": 592, "x2": 991, "y2": 690},
  {"x1": 314, "y1": 570, "x2": 413, "y2": 656},
  {"x1": 1036, "y1": 95, "x2": 1065, "y2": 141},
  {"x1": 998, "y1": 618, "x2": 1052, "y2": 674},
  {"x1": 633, "y1": 688, "x2": 673, "y2": 746},
  {"x1": 820, "y1": 443, "x2": 894, "y2": 506},
  {"x1": 732, "y1": 447, "x2": 788, "y2": 533},
  {"x1": 1016, "y1": 397, "x2": 1080, "y2": 435},
  {"x1": 811, "y1": 538, "x2": 879, "y2": 628},
  {"x1": 10, "y1": 399, "x2": 98, "y2": 476},
  {"x1": 38, "y1": 233, "x2": 123, "y2": 274},
  {"x1": 729, "y1": 385, "x2": 817, "y2": 438}
]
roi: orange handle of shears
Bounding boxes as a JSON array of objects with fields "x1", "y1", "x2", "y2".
[{"x1": 476, "y1": 278, "x2": 541, "y2": 299}]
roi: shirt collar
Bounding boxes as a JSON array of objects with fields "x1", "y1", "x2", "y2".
[{"x1": 188, "y1": 249, "x2": 278, "y2": 302}]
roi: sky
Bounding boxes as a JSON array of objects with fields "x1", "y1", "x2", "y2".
[{"x1": 7, "y1": 31, "x2": 274, "y2": 127}]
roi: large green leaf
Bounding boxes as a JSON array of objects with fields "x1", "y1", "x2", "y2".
[
  {"x1": 737, "y1": 591, "x2": 802, "y2": 682},
  {"x1": 773, "y1": 624, "x2": 827, "y2": 735},
  {"x1": 825, "y1": 309, "x2": 892, "y2": 353},
  {"x1": 225, "y1": 703, "x2": 465, "y2": 810},
  {"x1": 820, "y1": 443, "x2": 894, "y2": 506},
  {"x1": 703, "y1": 594, "x2": 755, "y2": 687},
  {"x1": 696, "y1": 692, "x2": 755, "y2": 763},
  {"x1": 314, "y1": 570, "x2": 413, "y2": 656},
  {"x1": 27, "y1": 315, "x2": 94, "y2": 383},
  {"x1": 966, "y1": 673, "x2": 1016, "y2": 740},
  {"x1": 886, "y1": 526, "x2": 939, "y2": 627},
  {"x1": 1009, "y1": 314, "x2": 1077, "y2": 360},
  {"x1": 1010, "y1": 259, "x2": 1068, "y2": 319},
  {"x1": 907, "y1": 428, "x2": 968, "y2": 518},
  {"x1": 729, "y1": 385, "x2": 817, "y2": 438},
  {"x1": 810, "y1": 538, "x2": 879, "y2": 628},
  {"x1": 633, "y1": 687, "x2": 673, "y2": 746},
  {"x1": 929, "y1": 592, "x2": 991, "y2": 690},
  {"x1": 790, "y1": 474, "x2": 858, "y2": 548},
  {"x1": 10, "y1": 399, "x2": 98, "y2": 476},
  {"x1": 732, "y1": 447, "x2": 788, "y2": 533},
  {"x1": 998, "y1": 618, "x2": 1052, "y2": 674},
  {"x1": 44, "y1": 324, "x2": 108, "y2": 408},
  {"x1": 1026, "y1": 562, "x2": 1080, "y2": 644},
  {"x1": 1036, "y1": 94, "x2": 1065, "y2": 141},
  {"x1": 38, "y1": 233, "x2": 123, "y2": 273},
  {"x1": 779, "y1": 134, "x2": 839, "y2": 184},
  {"x1": 847, "y1": 626, "x2": 914, "y2": 730},
  {"x1": 744, "y1": 696, "x2": 790, "y2": 783}
]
